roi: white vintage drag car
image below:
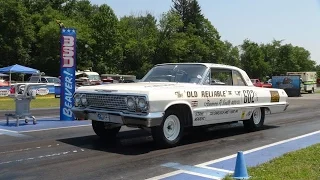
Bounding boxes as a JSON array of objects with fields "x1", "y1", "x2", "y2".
[{"x1": 71, "y1": 63, "x2": 289, "y2": 147}]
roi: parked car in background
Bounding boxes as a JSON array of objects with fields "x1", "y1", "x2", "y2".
[
  {"x1": 251, "y1": 79, "x2": 263, "y2": 87},
  {"x1": 0, "y1": 81, "x2": 9, "y2": 87},
  {"x1": 76, "y1": 70, "x2": 102, "y2": 86},
  {"x1": 28, "y1": 75, "x2": 61, "y2": 84},
  {"x1": 262, "y1": 79, "x2": 272, "y2": 88},
  {"x1": 100, "y1": 74, "x2": 136, "y2": 84},
  {"x1": 251, "y1": 78, "x2": 272, "y2": 88}
]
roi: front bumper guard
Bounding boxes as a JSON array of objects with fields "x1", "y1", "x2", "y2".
[{"x1": 71, "y1": 107, "x2": 164, "y2": 128}]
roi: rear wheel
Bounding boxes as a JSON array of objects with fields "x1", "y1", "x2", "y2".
[
  {"x1": 151, "y1": 109, "x2": 184, "y2": 148},
  {"x1": 243, "y1": 107, "x2": 265, "y2": 131},
  {"x1": 92, "y1": 120, "x2": 121, "y2": 140}
]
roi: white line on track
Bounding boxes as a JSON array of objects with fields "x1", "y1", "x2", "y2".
[
  {"x1": 197, "y1": 129, "x2": 320, "y2": 166},
  {"x1": 146, "y1": 129, "x2": 320, "y2": 180},
  {"x1": 19, "y1": 124, "x2": 92, "y2": 133},
  {"x1": 0, "y1": 149, "x2": 85, "y2": 165},
  {"x1": 0, "y1": 144, "x2": 60, "y2": 154}
]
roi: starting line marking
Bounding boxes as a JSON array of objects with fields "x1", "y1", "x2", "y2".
[
  {"x1": 0, "y1": 124, "x2": 92, "y2": 137},
  {"x1": 147, "y1": 129, "x2": 320, "y2": 180},
  {"x1": 0, "y1": 129, "x2": 28, "y2": 137},
  {"x1": 161, "y1": 162, "x2": 229, "y2": 179},
  {"x1": 19, "y1": 124, "x2": 92, "y2": 133}
]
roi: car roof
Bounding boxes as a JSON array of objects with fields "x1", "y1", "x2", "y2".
[
  {"x1": 156, "y1": 62, "x2": 254, "y2": 86},
  {"x1": 31, "y1": 76, "x2": 57, "y2": 78},
  {"x1": 156, "y1": 62, "x2": 243, "y2": 71}
]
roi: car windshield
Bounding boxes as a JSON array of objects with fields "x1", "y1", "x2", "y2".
[
  {"x1": 141, "y1": 64, "x2": 207, "y2": 84},
  {"x1": 88, "y1": 75, "x2": 101, "y2": 81},
  {"x1": 47, "y1": 77, "x2": 60, "y2": 84},
  {"x1": 29, "y1": 76, "x2": 39, "y2": 83}
]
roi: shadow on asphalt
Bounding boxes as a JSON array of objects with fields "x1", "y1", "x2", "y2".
[{"x1": 58, "y1": 123, "x2": 279, "y2": 155}]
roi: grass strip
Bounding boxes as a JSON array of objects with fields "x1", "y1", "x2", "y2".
[
  {"x1": 223, "y1": 143, "x2": 320, "y2": 180},
  {"x1": 0, "y1": 95, "x2": 59, "y2": 110}
]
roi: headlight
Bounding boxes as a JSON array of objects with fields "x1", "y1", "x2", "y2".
[
  {"x1": 137, "y1": 97, "x2": 147, "y2": 110},
  {"x1": 80, "y1": 94, "x2": 88, "y2": 106},
  {"x1": 125, "y1": 96, "x2": 136, "y2": 110},
  {"x1": 74, "y1": 94, "x2": 81, "y2": 107}
]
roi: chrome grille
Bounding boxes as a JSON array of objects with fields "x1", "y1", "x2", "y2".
[{"x1": 86, "y1": 94, "x2": 127, "y2": 110}]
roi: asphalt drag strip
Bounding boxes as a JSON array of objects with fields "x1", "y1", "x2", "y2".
[{"x1": 0, "y1": 94, "x2": 319, "y2": 180}]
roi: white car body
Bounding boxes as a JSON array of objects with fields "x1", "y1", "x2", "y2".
[{"x1": 72, "y1": 63, "x2": 289, "y2": 147}]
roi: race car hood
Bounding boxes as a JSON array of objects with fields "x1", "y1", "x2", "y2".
[{"x1": 75, "y1": 82, "x2": 197, "y2": 94}]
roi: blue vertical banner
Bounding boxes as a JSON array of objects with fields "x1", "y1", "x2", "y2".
[{"x1": 60, "y1": 28, "x2": 77, "y2": 120}]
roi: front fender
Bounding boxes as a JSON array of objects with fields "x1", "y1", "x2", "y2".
[{"x1": 164, "y1": 100, "x2": 194, "y2": 119}]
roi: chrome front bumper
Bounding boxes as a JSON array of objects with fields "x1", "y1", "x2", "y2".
[{"x1": 71, "y1": 107, "x2": 164, "y2": 127}]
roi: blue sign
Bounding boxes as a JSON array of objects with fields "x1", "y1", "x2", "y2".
[
  {"x1": 272, "y1": 75, "x2": 301, "y2": 97},
  {"x1": 272, "y1": 75, "x2": 301, "y2": 89},
  {"x1": 60, "y1": 28, "x2": 77, "y2": 121}
]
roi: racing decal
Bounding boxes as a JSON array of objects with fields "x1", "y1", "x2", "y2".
[
  {"x1": 209, "y1": 109, "x2": 238, "y2": 116},
  {"x1": 241, "y1": 111, "x2": 246, "y2": 119},
  {"x1": 246, "y1": 110, "x2": 252, "y2": 118},
  {"x1": 194, "y1": 111, "x2": 205, "y2": 121},
  {"x1": 175, "y1": 91, "x2": 183, "y2": 98},
  {"x1": 195, "y1": 111, "x2": 205, "y2": 116},
  {"x1": 187, "y1": 91, "x2": 198, "y2": 98},
  {"x1": 191, "y1": 101, "x2": 198, "y2": 107},
  {"x1": 194, "y1": 117, "x2": 205, "y2": 121},
  {"x1": 204, "y1": 100, "x2": 220, "y2": 107},
  {"x1": 270, "y1": 90, "x2": 280, "y2": 102},
  {"x1": 204, "y1": 99, "x2": 240, "y2": 107},
  {"x1": 243, "y1": 90, "x2": 257, "y2": 103},
  {"x1": 234, "y1": 91, "x2": 241, "y2": 96},
  {"x1": 201, "y1": 90, "x2": 227, "y2": 98}
]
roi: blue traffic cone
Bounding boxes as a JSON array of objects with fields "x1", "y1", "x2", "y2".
[{"x1": 233, "y1": 151, "x2": 249, "y2": 179}]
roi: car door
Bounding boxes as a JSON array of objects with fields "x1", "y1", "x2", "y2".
[{"x1": 201, "y1": 68, "x2": 243, "y2": 124}]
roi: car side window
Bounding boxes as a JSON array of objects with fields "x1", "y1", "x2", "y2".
[
  {"x1": 232, "y1": 70, "x2": 247, "y2": 86},
  {"x1": 210, "y1": 68, "x2": 233, "y2": 85},
  {"x1": 40, "y1": 78, "x2": 47, "y2": 83}
]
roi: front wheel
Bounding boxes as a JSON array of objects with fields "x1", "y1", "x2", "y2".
[
  {"x1": 151, "y1": 109, "x2": 184, "y2": 148},
  {"x1": 243, "y1": 107, "x2": 265, "y2": 131},
  {"x1": 92, "y1": 120, "x2": 121, "y2": 140}
]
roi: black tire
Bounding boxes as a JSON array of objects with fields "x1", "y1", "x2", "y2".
[
  {"x1": 151, "y1": 109, "x2": 184, "y2": 148},
  {"x1": 92, "y1": 120, "x2": 121, "y2": 140},
  {"x1": 243, "y1": 107, "x2": 265, "y2": 132}
]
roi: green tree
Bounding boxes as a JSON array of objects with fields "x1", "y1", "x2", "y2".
[
  {"x1": 315, "y1": 65, "x2": 320, "y2": 78},
  {"x1": 0, "y1": 0, "x2": 35, "y2": 67},
  {"x1": 240, "y1": 39, "x2": 271, "y2": 79},
  {"x1": 221, "y1": 41, "x2": 241, "y2": 67},
  {"x1": 171, "y1": 0, "x2": 203, "y2": 34},
  {"x1": 89, "y1": 4, "x2": 122, "y2": 74},
  {"x1": 154, "y1": 11, "x2": 187, "y2": 64},
  {"x1": 118, "y1": 13, "x2": 158, "y2": 78}
]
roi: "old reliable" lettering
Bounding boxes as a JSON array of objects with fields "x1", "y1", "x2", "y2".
[{"x1": 201, "y1": 90, "x2": 226, "y2": 98}]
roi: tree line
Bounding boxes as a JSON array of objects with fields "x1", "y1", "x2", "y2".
[{"x1": 0, "y1": 0, "x2": 319, "y2": 80}]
